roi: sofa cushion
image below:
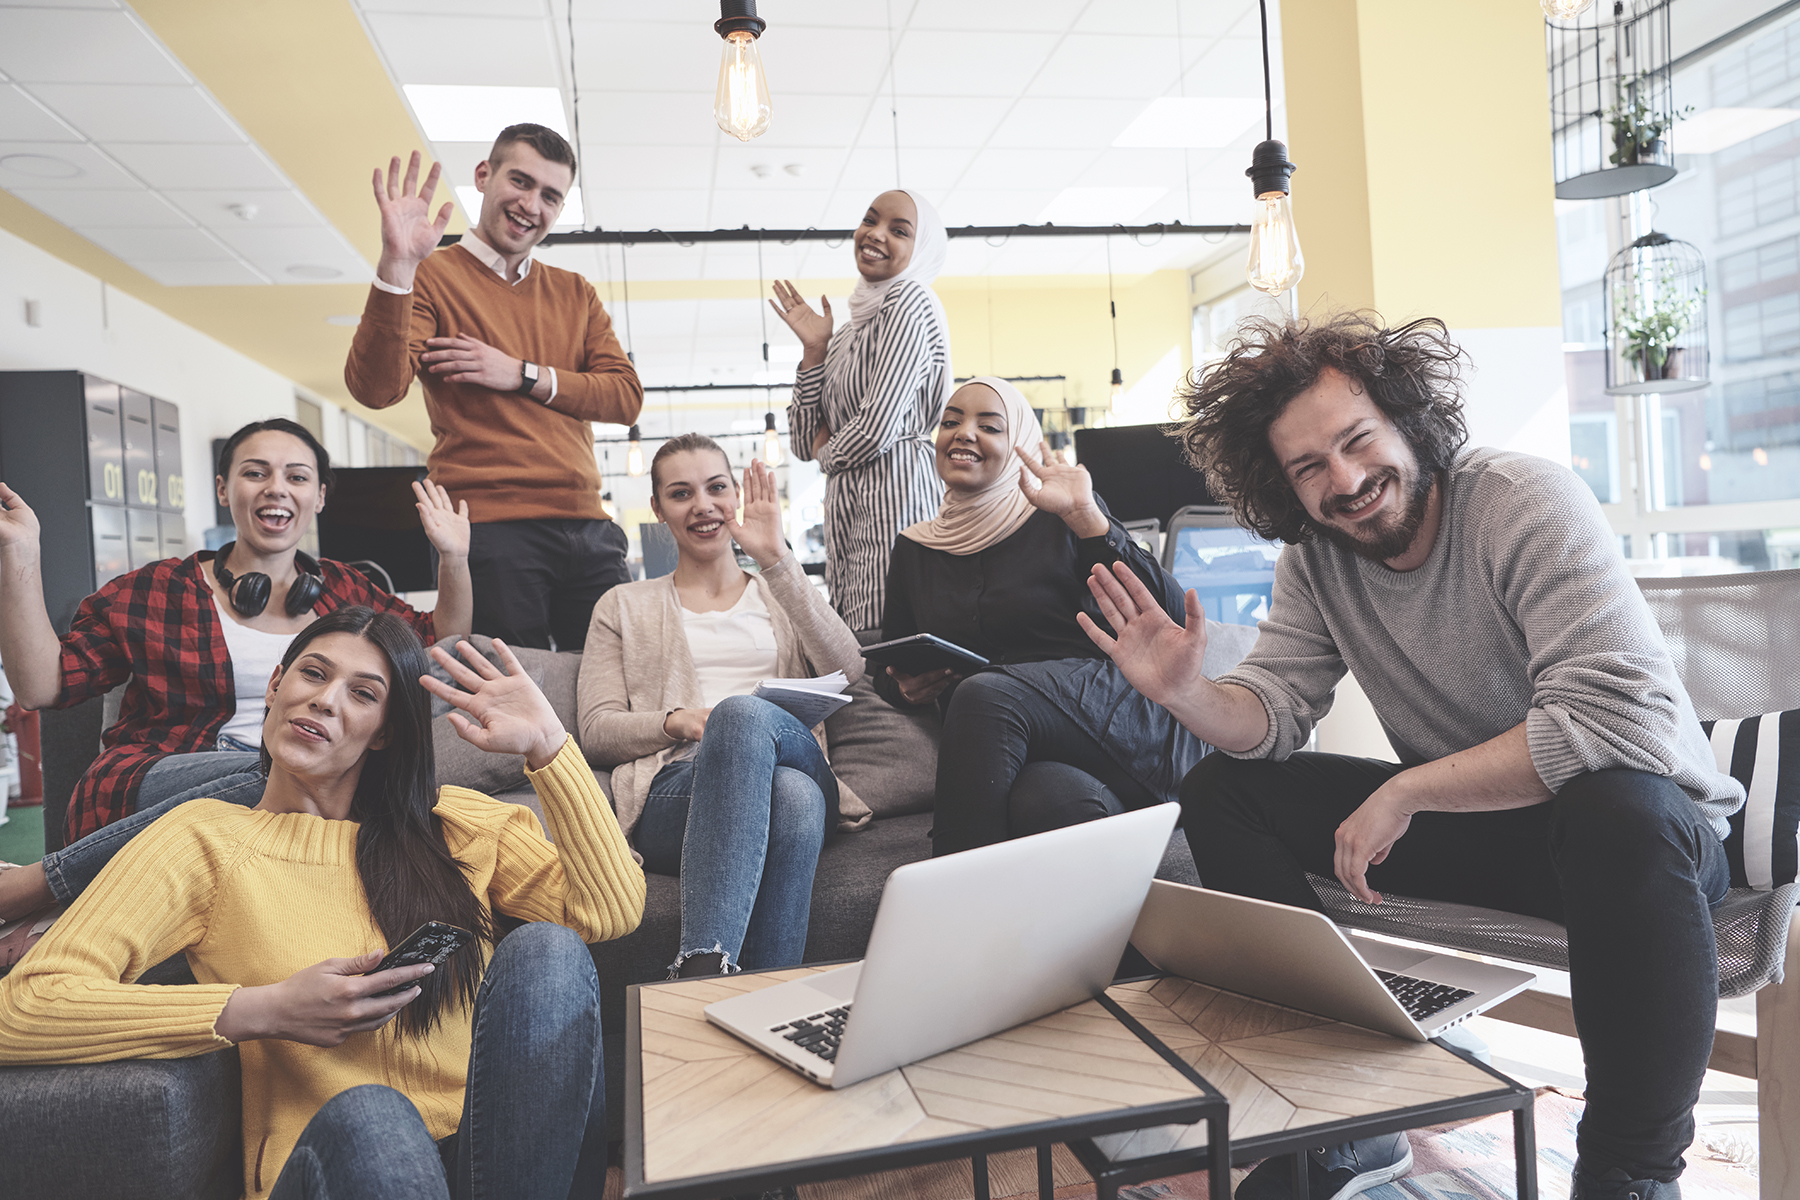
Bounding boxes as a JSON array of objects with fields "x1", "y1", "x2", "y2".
[
  {"x1": 1707, "y1": 710, "x2": 1800, "y2": 890},
  {"x1": 823, "y1": 672, "x2": 942, "y2": 818}
]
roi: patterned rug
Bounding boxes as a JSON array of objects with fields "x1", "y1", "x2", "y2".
[{"x1": 1005, "y1": 1090, "x2": 1758, "y2": 1200}]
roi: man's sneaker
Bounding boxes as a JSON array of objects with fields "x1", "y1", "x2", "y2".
[
  {"x1": 1236, "y1": 1132, "x2": 1413, "y2": 1200},
  {"x1": 1571, "y1": 1163, "x2": 1682, "y2": 1199}
]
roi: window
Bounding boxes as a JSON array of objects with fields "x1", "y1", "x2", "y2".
[{"x1": 1556, "y1": 7, "x2": 1800, "y2": 571}]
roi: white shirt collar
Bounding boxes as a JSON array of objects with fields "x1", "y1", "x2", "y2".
[{"x1": 457, "y1": 229, "x2": 532, "y2": 284}]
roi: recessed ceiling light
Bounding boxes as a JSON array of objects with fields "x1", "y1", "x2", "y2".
[
  {"x1": 0, "y1": 153, "x2": 82, "y2": 180},
  {"x1": 287, "y1": 264, "x2": 342, "y2": 280},
  {"x1": 1112, "y1": 98, "x2": 1265, "y2": 149},
  {"x1": 325, "y1": 314, "x2": 361, "y2": 327},
  {"x1": 404, "y1": 85, "x2": 569, "y2": 143},
  {"x1": 1675, "y1": 107, "x2": 1800, "y2": 154},
  {"x1": 455, "y1": 185, "x2": 585, "y2": 230},
  {"x1": 1038, "y1": 187, "x2": 1169, "y2": 225}
]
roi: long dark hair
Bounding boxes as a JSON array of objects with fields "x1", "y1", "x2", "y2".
[
  {"x1": 1173, "y1": 311, "x2": 1470, "y2": 544},
  {"x1": 261, "y1": 607, "x2": 494, "y2": 1038}
]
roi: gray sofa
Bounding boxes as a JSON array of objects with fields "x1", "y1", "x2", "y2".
[{"x1": 0, "y1": 627, "x2": 1255, "y2": 1198}]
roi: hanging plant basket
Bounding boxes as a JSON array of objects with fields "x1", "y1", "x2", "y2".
[
  {"x1": 1547, "y1": 0, "x2": 1683, "y2": 200},
  {"x1": 1604, "y1": 232, "x2": 1709, "y2": 395}
]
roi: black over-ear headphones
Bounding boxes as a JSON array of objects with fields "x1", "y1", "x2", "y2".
[{"x1": 212, "y1": 542, "x2": 325, "y2": 618}]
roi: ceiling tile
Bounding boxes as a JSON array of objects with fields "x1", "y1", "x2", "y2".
[
  {"x1": 891, "y1": 30, "x2": 1060, "y2": 97},
  {"x1": 584, "y1": 190, "x2": 712, "y2": 229},
  {"x1": 936, "y1": 188, "x2": 1064, "y2": 226},
  {"x1": 359, "y1": 0, "x2": 543, "y2": 14},
  {"x1": 27, "y1": 82, "x2": 242, "y2": 144},
  {"x1": 0, "y1": 140, "x2": 137, "y2": 188},
  {"x1": 956, "y1": 146, "x2": 1094, "y2": 192},
  {"x1": 710, "y1": 147, "x2": 848, "y2": 191},
  {"x1": 367, "y1": 13, "x2": 560, "y2": 87},
  {"x1": 759, "y1": 27, "x2": 900, "y2": 96},
  {"x1": 104, "y1": 142, "x2": 288, "y2": 191},
  {"x1": 908, "y1": 0, "x2": 1087, "y2": 32},
  {"x1": 131, "y1": 259, "x2": 269, "y2": 287},
  {"x1": 162, "y1": 187, "x2": 325, "y2": 230},
  {"x1": 890, "y1": 97, "x2": 1015, "y2": 148},
  {"x1": 986, "y1": 97, "x2": 1147, "y2": 149},
  {"x1": 833, "y1": 145, "x2": 974, "y2": 195},
  {"x1": 583, "y1": 144, "x2": 718, "y2": 191},
  {"x1": 1027, "y1": 35, "x2": 1181, "y2": 99},
  {"x1": 0, "y1": 83, "x2": 79, "y2": 141},
  {"x1": 570, "y1": 19, "x2": 718, "y2": 95},
  {"x1": 1074, "y1": 0, "x2": 1256, "y2": 36},
  {"x1": 707, "y1": 188, "x2": 835, "y2": 228},
  {"x1": 78, "y1": 224, "x2": 234, "y2": 261},
  {"x1": 728, "y1": 95, "x2": 872, "y2": 149},
  {"x1": 568, "y1": 94, "x2": 715, "y2": 147},
  {"x1": 211, "y1": 225, "x2": 371, "y2": 275},
  {"x1": 11, "y1": 185, "x2": 189, "y2": 227},
  {"x1": 0, "y1": 9, "x2": 187, "y2": 86}
]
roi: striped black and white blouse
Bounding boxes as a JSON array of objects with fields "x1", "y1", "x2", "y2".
[{"x1": 789, "y1": 279, "x2": 951, "y2": 633}]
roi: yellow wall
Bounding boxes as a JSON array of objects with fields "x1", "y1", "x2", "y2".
[{"x1": 1284, "y1": 0, "x2": 1561, "y2": 329}]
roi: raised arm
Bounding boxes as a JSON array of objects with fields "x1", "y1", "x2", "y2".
[
  {"x1": 0, "y1": 484, "x2": 63, "y2": 708},
  {"x1": 775, "y1": 280, "x2": 835, "y2": 463},
  {"x1": 345, "y1": 152, "x2": 450, "y2": 409},
  {"x1": 412, "y1": 479, "x2": 472, "y2": 638},
  {"x1": 1015, "y1": 448, "x2": 1186, "y2": 622},
  {"x1": 424, "y1": 640, "x2": 645, "y2": 940}
]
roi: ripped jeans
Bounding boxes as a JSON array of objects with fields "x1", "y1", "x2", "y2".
[{"x1": 634, "y1": 695, "x2": 834, "y2": 976}]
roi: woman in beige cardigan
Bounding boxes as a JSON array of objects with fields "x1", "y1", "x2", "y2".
[{"x1": 577, "y1": 435, "x2": 869, "y2": 978}]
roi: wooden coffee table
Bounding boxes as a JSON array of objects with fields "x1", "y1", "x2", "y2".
[
  {"x1": 622, "y1": 966, "x2": 1231, "y2": 1200},
  {"x1": 1067, "y1": 976, "x2": 1540, "y2": 1200}
]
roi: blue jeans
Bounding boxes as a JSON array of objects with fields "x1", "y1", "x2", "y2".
[
  {"x1": 42, "y1": 750, "x2": 266, "y2": 904},
  {"x1": 270, "y1": 923, "x2": 606, "y2": 1200},
  {"x1": 635, "y1": 694, "x2": 834, "y2": 974}
]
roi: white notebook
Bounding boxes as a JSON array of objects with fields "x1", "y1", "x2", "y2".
[{"x1": 753, "y1": 671, "x2": 852, "y2": 728}]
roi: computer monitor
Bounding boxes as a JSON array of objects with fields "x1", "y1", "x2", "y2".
[
  {"x1": 1072, "y1": 423, "x2": 1215, "y2": 528},
  {"x1": 1162, "y1": 506, "x2": 1281, "y2": 628}
]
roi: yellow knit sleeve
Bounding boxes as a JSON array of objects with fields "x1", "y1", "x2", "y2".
[
  {"x1": 0, "y1": 802, "x2": 240, "y2": 1064},
  {"x1": 486, "y1": 736, "x2": 646, "y2": 941}
]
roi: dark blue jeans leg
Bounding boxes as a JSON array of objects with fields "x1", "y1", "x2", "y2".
[
  {"x1": 269, "y1": 1084, "x2": 448, "y2": 1200},
  {"x1": 40, "y1": 757, "x2": 266, "y2": 903},
  {"x1": 448, "y1": 923, "x2": 605, "y2": 1200},
  {"x1": 1550, "y1": 769, "x2": 1729, "y2": 1183}
]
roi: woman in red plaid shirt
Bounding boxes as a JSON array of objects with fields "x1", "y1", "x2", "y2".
[{"x1": 0, "y1": 418, "x2": 473, "y2": 967}]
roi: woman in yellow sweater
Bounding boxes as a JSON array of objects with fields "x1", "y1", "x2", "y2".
[{"x1": 0, "y1": 606, "x2": 647, "y2": 1200}]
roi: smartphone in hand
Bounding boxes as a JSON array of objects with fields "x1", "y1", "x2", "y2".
[{"x1": 365, "y1": 921, "x2": 475, "y2": 997}]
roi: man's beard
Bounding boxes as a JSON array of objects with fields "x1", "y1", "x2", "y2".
[{"x1": 1307, "y1": 466, "x2": 1436, "y2": 562}]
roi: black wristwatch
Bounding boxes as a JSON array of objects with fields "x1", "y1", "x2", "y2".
[{"x1": 516, "y1": 360, "x2": 540, "y2": 395}]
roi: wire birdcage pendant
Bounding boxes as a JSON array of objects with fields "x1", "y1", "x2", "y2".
[
  {"x1": 1547, "y1": 0, "x2": 1683, "y2": 200},
  {"x1": 1604, "y1": 232, "x2": 1709, "y2": 395}
]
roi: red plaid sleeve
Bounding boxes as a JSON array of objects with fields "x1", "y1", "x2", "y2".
[{"x1": 316, "y1": 560, "x2": 438, "y2": 645}]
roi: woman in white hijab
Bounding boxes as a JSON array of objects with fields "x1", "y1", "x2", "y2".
[
  {"x1": 875, "y1": 378, "x2": 1218, "y2": 857},
  {"x1": 772, "y1": 189, "x2": 953, "y2": 634}
]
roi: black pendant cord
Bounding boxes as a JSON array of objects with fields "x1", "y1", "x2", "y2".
[
  {"x1": 567, "y1": 0, "x2": 586, "y2": 226},
  {"x1": 619, "y1": 239, "x2": 636, "y2": 364},
  {"x1": 1258, "y1": 0, "x2": 1273, "y2": 143},
  {"x1": 1106, "y1": 234, "x2": 1121, "y2": 373},
  {"x1": 757, "y1": 228, "x2": 772, "y2": 413}
]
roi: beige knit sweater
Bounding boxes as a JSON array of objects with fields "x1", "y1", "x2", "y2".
[{"x1": 577, "y1": 552, "x2": 872, "y2": 839}]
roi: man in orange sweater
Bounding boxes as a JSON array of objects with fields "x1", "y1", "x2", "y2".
[{"x1": 345, "y1": 123, "x2": 643, "y2": 650}]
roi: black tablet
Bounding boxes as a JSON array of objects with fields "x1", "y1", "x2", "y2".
[{"x1": 859, "y1": 633, "x2": 990, "y2": 676}]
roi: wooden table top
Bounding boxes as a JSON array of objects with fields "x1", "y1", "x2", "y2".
[
  {"x1": 1090, "y1": 976, "x2": 1512, "y2": 1163},
  {"x1": 630, "y1": 966, "x2": 1214, "y2": 1188}
]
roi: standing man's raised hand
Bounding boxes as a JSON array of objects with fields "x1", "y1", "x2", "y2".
[{"x1": 373, "y1": 151, "x2": 452, "y2": 292}]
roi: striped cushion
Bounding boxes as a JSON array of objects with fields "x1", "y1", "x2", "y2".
[{"x1": 1705, "y1": 712, "x2": 1800, "y2": 890}]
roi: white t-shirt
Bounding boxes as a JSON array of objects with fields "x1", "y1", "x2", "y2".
[
  {"x1": 681, "y1": 583, "x2": 779, "y2": 710},
  {"x1": 213, "y1": 596, "x2": 299, "y2": 748}
]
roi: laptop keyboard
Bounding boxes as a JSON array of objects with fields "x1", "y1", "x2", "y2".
[
  {"x1": 769, "y1": 1004, "x2": 852, "y2": 1062},
  {"x1": 1374, "y1": 970, "x2": 1475, "y2": 1022}
]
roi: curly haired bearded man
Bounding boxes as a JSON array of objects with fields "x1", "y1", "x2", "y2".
[{"x1": 1086, "y1": 311, "x2": 1742, "y2": 1200}]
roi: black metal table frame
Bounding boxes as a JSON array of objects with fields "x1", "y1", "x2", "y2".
[
  {"x1": 621, "y1": 981, "x2": 1231, "y2": 1200},
  {"x1": 1066, "y1": 1035, "x2": 1539, "y2": 1200}
]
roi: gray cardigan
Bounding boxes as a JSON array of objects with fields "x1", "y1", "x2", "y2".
[{"x1": 576, "y1": 552, "x2": 873, "y2": 840}]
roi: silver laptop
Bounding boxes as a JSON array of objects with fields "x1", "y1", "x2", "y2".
[
  {"x1": 704, "y1": 803, "x2": 1181, "y2": 1088},
  {"x1": 1131, "y1": 880, "x2": 1536, "y2": 1041}
]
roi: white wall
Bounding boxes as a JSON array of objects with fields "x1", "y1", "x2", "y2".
[{"x1": 0, "y1": 224, "x2": 303, "y2": 548}]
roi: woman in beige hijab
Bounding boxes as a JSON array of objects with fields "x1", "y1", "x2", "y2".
[{"x1": 875, "y1": 378, "x2": 1217, "y2": 855}]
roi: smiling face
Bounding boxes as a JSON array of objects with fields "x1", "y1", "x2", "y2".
[
  {"x1": 472, "y1": 141, "x2": 573, "y2": 255},
  {"x1": 650, "y1": 448, "x2": 740, "y2": 563},
  {"x1": 935, "y1": 383, "x2": 1016, "y2": 494},
  {"x1": 1266, "y1": 367, "x2": 1437, "y2": 564},
  {"x1": 215, "y1": 431, "x2": 327, "y2": 558},
  {"x1": 261, "y1": 631, "x2": 392, "y2": 782},
  {"x1": 852, "y1": 190, "x2": 918, "y2": 283}
]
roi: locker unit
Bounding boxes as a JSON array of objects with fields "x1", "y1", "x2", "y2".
[{"x1": 0, "y1": 371, "x2": 187, "y2": 633}]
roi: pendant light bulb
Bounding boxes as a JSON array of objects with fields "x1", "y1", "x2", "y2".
[
  {"x1": 1109, "y1": 368, "x2": 1124, "y2": 402},
  {"x1": 1245, "y1": 140, "x2": 1303, "y2": 296},
  {"x1": 1540, "y1": 0, "x2": 1594, "y2": 19},
  {"x1": 626, "y1": 424, "x2": 645, "y2": 477},
  {"x1": 762, "y1": 411, "x2": 784, "y2": 467},
  {"x1": 714, "y1": 2, "x2": 771, "y2": 143}
]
